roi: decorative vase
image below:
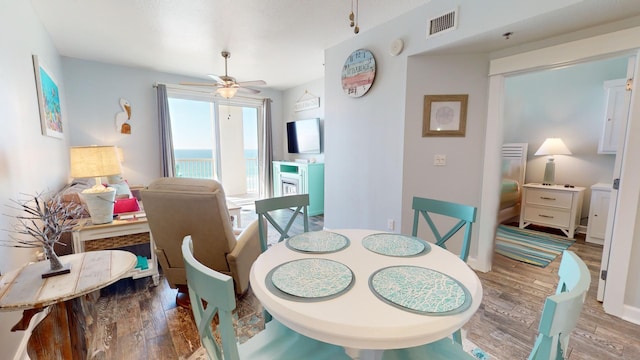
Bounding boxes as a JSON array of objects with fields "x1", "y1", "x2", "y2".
[
  {"x1": 81, "y1": 188, "x2": 116, "y2": 224},
  {"x1": 41, "y1": 242, "x2": 71, "y2": 278}
]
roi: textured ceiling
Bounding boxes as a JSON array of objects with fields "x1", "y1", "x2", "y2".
[
  {"x1": 31, "y1": 0, "x2": 429, "y2": 90},
  {"x1": 31, "y1": 0, "x2": 640, "y2": 91}
]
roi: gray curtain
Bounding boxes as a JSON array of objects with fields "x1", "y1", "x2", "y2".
[
  {"x1": 156, "y1": 84, "x2": 175, "y2": 177},
  {"x1": 260, "y1": 98, "x2": 273, "y2": 198}
]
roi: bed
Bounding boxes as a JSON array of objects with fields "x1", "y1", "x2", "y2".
[{"x1": 497, "y1": 143, "x2": 528, "y2": 224}]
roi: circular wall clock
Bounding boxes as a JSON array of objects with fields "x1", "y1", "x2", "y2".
[{"x1": 341, "y1": 49, "x2": 376, "y2": 98}]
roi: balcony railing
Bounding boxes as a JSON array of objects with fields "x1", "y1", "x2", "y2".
[
  {"x1": 175, "y1": 157, "x2": 259, "y2": 194},
  {"x1": 175, "y1": 158, "x2": 214, "y2": 179}
]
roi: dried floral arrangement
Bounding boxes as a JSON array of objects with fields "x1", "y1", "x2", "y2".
[{"x1": 2, "y1": 191, "x2": 84, "y2": 276}]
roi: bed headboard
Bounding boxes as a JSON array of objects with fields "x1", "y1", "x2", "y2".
[{"x1": 501, "y1": 143, "x2": 528, "y2": 185}]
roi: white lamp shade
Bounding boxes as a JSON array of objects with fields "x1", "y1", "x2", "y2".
[
  {"x1": 534, "y1": 138, "x2": 572, "y2": 156},
  {"x1": 70, "y1": 145, "x2": 122, "y2": 178},
  {"x1": 217, "y1": 87, "x2": 238, "y2": 99}
]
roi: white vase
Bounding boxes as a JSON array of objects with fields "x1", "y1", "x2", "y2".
[{"x1": 81, "y1": 188, "x2": 116, "y2": 224}]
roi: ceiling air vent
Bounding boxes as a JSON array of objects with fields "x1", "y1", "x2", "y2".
[{"x1": 427, "y1": 8, "x2": 458, "y2": 38}]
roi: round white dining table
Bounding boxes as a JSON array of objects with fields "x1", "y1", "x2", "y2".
[{"x1": 249, "y1": 229, "x2": 483, "y2": 358}]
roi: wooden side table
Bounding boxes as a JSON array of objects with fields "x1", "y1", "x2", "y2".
[
  {"x1": 0, "y1": 251, "x2": 136, "y2": 359},
  {"x1": 72, "y1": 217, "x2": 160, "y2": 286},
  {"x1": 227, "y1": 201, "x2": 242, "y2": 227}
]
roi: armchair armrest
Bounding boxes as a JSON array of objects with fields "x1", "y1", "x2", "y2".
[{"x1": 227, "y1": 219, "x2": 261, "y2": 293}]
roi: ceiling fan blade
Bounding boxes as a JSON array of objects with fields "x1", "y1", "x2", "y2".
[
  {"x1": 236, "y1": 80, "x2": 266, "y2": 87},
  {"x1": 180, "y1": 81, "x2": 222, "y2": 87},
  {"x1": 236, "y1": 87, "x2": 261, "y2": 94},
  {"x1": 207, "y1": 74, "x2": 225, "y2": 83}
]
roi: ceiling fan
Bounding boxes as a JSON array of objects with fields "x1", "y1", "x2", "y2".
[{"x1": 181, "y1": 51, "x2": 266, "y2": 99}]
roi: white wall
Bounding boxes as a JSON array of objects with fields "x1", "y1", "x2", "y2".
[
  {"x1": 0, "y1": 1, "x2": 71, "y2": 357},
  {"x1": 323, "y1": 0, "x2": 577, "y2": 235},
  {"x1": 62, "y1": 58, "x2": 284, "y2": 186},
  {"x1": 503, "y1": 56, "x2": 627, "y2": 218},
  {"x1": 402, "y1": 53, "x2": 489, "y2": 256},
  {"x1": 281, "y1": 78, "x2": 325, "y2": 163},
  {"x1": 219, "y1": 106, "x2": 247, "y2": 195}
]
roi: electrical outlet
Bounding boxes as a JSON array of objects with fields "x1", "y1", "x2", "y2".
[
  {"x1": 434, "y1": 154, "x2": 446, "y2": 166},
  {"x1": 387, "y1": 219, "x2": 395, "y2": 230}
]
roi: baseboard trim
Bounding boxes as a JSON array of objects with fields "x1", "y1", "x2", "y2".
[{"x1": 623, "y1": 304, "x2": 640, "y2": 326}]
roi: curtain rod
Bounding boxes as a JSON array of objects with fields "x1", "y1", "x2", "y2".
[{"x1": 152, "y1": 82, "x2": 266, "y2": 100}]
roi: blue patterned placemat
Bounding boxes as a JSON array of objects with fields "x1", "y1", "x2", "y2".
[
  {"x1": 362, "y1": 233, "x2": 430, "y2": 257},
  {"x1": 267, "y1": 258, "x2": 354, "y2": 301},
  {"x1": 286, "y1": 231, "x2": 350, "y2": 253},
  {"x1": 369, "y1": 266, "x2": 471, "y2": 315}
]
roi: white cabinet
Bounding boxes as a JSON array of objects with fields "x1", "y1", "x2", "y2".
[
  {"x1": 586, "y1": 183, "x2": 612, "y2": 245},
  {"x1": 519, "y1": 183, "x2": 585, "y2": 239},
  {"x1": 598, "y1": 79, "x2": 627, "y2": 154}
]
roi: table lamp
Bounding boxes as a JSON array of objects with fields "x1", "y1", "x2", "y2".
[
  {"x1": 69, "y1": 145, "x2": 122, "y2": 224},
  {"x1": 534, "y1": 138, "x2": 572, "y2": 186}
]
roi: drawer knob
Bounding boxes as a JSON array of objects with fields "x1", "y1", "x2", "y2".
[
  {"x1": 540, "y1": 196, "x2": 556, "y2": 200},
  {"x1": 539, "y1": 214, "x2": 554, "y2": 219}
]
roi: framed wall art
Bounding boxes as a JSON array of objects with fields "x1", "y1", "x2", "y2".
[
  {"x1": 33, "y1": 55, "x2": 63, "y2": 139},
  {"x1": 423, "y1": 94, "x2": 468, "y2": 137}
]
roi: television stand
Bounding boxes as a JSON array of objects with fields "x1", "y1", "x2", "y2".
[{"x1": 272, "y1": 161, "x2": 324, "y2": 216}]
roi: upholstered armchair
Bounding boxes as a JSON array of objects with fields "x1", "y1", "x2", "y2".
[{"x1": 141, "y1": 177, "x2": 261, "y2": 307}]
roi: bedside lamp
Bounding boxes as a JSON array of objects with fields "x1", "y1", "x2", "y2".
[
  {"x1": 70, "y1": 145, "x2": 122, "y2": 224},
  {"x1": 534, "y1": 138, "x2": 572, "y2": 186}
]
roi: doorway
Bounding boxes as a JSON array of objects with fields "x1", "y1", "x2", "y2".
[{"x1": 477, "y1": 30, "x2": 640, "y2": 322}]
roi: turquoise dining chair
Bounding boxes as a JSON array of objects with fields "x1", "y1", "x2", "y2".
[
  {"x1": 412, "y1": 197, "x2": 477, "y2": 345},
  {"x1": 255, "y1": 194, "x2": 309, "y2": 253},
  {"x1": 381, "y1": 250, "x2": 591, "y2": 360},
  {"x1": 411, "y1": 196, "x2": 477, "y2": 263},
  {"x1": 181, "y1": 236, "x2": 351, "y2": 360}
]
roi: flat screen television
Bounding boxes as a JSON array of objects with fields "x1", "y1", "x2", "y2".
[{"x1": 287, "y1": 118, "x2": 321, "y2": 154}]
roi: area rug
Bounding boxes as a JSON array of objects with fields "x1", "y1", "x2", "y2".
[
  {"x1": 188, "y1": 337, "x2": 496, "y2": 359},
  {"x1": 495, "y1": 225, "x2": 574, "y2": 267}
]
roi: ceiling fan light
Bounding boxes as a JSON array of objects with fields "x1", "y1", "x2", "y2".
[{"x1": 217, "y1": 87, "x2": 238, "y2": 99}]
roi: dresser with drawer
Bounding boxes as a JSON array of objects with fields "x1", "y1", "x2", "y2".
[{"x1": 519, "y1": 183, "x2": 585, "y2": 239}]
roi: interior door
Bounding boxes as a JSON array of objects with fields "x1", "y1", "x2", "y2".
[{"x1": 597, "y1": 55, "x2": 635, "y2": 301}]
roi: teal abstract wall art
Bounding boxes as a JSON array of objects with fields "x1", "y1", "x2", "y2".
[{"x1": 33, "y1": 55, "x2": 63, "y2": 139}]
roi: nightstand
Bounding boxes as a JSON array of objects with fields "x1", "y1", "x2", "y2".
[{"x1": 519, "y1": 183, "x2": 585, "y2": 238}]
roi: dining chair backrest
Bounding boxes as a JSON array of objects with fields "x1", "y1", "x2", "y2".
[
  {"x1": 411, "y1": 197, "x2": 477, "y2": 262},
  {"x1": 182, "y1": 235, "x2": 240, "y2": 360},
  {"x1": 528, "y1": 250, "x2": 591, "y2": 360},
  {"x1": 255, "y1": 194, "x2": 309, "y2": 252},
  {"x1": 181, "y1": 235, "x2": 350, "y2": 360},
  {"x1": 382, "y1": 251, "x2": 591, "y2": 360}
]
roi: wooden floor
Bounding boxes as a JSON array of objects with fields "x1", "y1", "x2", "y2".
[{"x1": 35, "y1": 212, "x2": 640, "y2": 359}]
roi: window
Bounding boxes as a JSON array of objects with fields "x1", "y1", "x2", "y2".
[{"x1": 167, "y1": 91, "x2": 262, "y2": 198}]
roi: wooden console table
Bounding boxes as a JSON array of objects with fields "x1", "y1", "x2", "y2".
[{"x1": 0, "y1": 251, "x2": 136, "y2": 359}]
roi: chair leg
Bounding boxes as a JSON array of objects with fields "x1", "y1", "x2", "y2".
[
  {"x1": 176, "y1": 284, "x2": 191, "y2": 309},
  {"x1": 452, "y1": 329, "x2": 462, "y2": 345},
  {"x1": 263, "y1": 308, "x2": 272, "y2": 323}
]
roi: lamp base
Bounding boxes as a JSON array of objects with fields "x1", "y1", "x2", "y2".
[
  {"x1": 542, "y1": 158, "x2": 555, "y2": 186},
  {"x1": 81, "y1": 189, "x2": 116, "y2": 224}
]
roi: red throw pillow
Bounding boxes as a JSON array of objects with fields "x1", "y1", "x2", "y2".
[{"x1": 113, "y1": 197, "x2": 140, "y2": 214}]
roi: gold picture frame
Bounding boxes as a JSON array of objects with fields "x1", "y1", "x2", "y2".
[{"x1": 423, "y1": 94, "x2": 468, "y2": 137}]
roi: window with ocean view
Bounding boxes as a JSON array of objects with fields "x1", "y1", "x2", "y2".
[{"x1": 168, "y1": 95, "x2": 261, "y2": 197}]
